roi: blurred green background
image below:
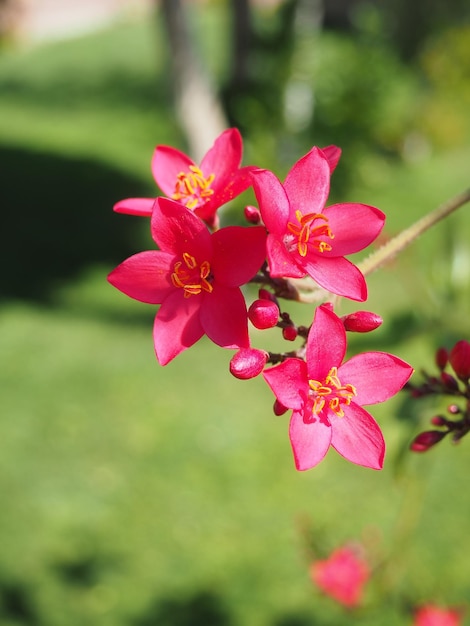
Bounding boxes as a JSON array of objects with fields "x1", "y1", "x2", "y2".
[{"x1": 0, "y1": 0, "x2": 469, "y2": 624}]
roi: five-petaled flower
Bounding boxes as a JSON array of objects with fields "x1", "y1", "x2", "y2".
[
  {"x1": 263, "y1": 304, "x2": 413, "y2": 470},
  {"x1": 250, "y1": 146, "x2": 385, "y2": 301},
  {"x1": 114, "y1": 128, "x2": 254, "y2": 227},
  {"x1": 108, "y1": 197, "x2": 267, "y2": 365},
  {"x1": 310, "y1": 546, "x2": 370, "y2": 608},
  {"x1": 413, "y1": 605, "x2": 463, "y2": 626}
]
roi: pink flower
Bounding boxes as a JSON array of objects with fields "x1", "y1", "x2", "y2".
[
  {"x1": 250, "y1": 147, "x2": 385, "y2": 301},
  {"x1": 310, "y1": 546, "x2": 369, "y2": 608},
  {"x1": 413, "y1": 605, "x2": 463, "y2": 626},
  {"x1": 108, "y1": 197, "x2": 267, "y2": 365},
  {"x1": 263, "y1": 304, "x2": 413, "y2": 470},
  {"x1": 114, "y1": 128, "x2": 254, "y2": 225}
]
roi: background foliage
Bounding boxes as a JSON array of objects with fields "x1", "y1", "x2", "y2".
[{"x1": 0, "y1": 1, "x2": 469, "y2": 624}]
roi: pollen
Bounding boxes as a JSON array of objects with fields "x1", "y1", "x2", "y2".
[
  {"x1": 172, "y1": 165, "x2": 215, "y2": 210},
  {"x1": 171, "y1": 252, "x2": 213, "y2": 298},
  {"x1": 287, "y1": 210, "x2": 334, "y2": 257},
  {"x1": 309, "y1": 367, "x2": 357, "y2": 417}
]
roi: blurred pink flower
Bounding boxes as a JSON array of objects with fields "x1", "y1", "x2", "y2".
[
  {"x1": 108, "y1": 197, "x2": 266, "y2": 365},
  {"x1": 263, "y1": 304, "x2": 413, "y2": 470},
  {"x1": 251, "y1": 147, "x2": 385, "y2": 301},
  {"x1": 310, "y1": 546, "x2": 369, "y2": 608},
  {"x1": 114, "y1": 128, "x2": 254, "y2": 226},
  {"x1": 413, "y1": 605, "x2": 463, "y2": 626}
]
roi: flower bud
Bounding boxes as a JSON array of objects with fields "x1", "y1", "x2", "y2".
[
  {"x1": 435, "y1": 347, "x2": 448, "y2": 371},
  {"x1": 244, "y1": 205, "x2": 261, "y2": 224},
  {"x1": 248, "y1": 299, "x2": 279, "y2": 329},
  {"x1": 258, "y1": 288, "x2": 278, "y2": 304},
  {"x1": 273, "y1": 399, "x2": 289, "y2": 416},
  {"x1": 440, "y1": 371, "x2": 459, "y2": 391},
  {"x1": 449, "y1": 340, "x2": 470, "y2": 381},
  {"x1": 282, "y1": 326, "x2": 298, "y2": 341},
  {"x1": 229, "y1": 348, "x2": 268, "y2": 380},
  {"x1": 430, "y1": 415, "x2": 447, "y2": 426},
  {"x1": 341, "y1": 311, "x2": 383, "y2": 333},
  {"x1": 410, "y1": 430, "x2": 446, "y2": 452}
]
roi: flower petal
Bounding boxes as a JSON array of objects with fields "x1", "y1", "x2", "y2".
[
  {"x1": 339, "y1": 352, "x2": 413, "y2": 406},
  {"x1": 322, "y1": 203, "x2": 385, "y2": 256},
  {"x1": 320, "y1": 145, "x2": 342, "y2": 173},
  {"x1": 330, "y1": 403, "x2": 385, "y2": 469},
  {"x1": 196, "y1": 165, "x2": 256, "y2": 221},
  {"x1": 284, "y1": 147, "x2": 330, "y2": 215},
  {"x1": 107, "y1": 250, "x2": 174, "y2": 303},
  {"x1": 307, "y1": 305, "x2": 346, "y2": 381},
  {"x1": 251, "y1": 169, "x2": 290, "y2": 235},
  {"x1": 263, "y1": 358, "x2": 309, "y2": 411},
  {"x1": 199, "y1": 284, "x2": 249, "y2": 349},
  {"x1": 303, "y1": 254, "x2": 368, "y2": 302},
  {"x1": 266, "y1": 234, "x2": 305, "y2": 278},
  {"x1": 200, "y1": 128, "x2": 243, "y2": 181},
  {"x1": 289, "y1": 409, "x2": 332, "y2": 471},
  {"x1": 151, "y1": 145, "x2": 194, "y2": 197},
  {"x1": 113, "y1": 197, "x2": 155, "y2": 216},
  {"x1": 153, "y1": 290, "x2": 204, "y2": 365},
  {"x1": 151, "y1": 197, "x2": 212, "y2": 258},
  {"x1": 211, "y1": 225, "x2": 266, "y2": 286}
]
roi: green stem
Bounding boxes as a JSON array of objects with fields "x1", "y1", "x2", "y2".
[{"x1": 358, "y1": 187, "x2": 470, "y2": 277}]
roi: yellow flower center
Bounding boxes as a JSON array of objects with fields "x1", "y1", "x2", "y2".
[
  {"x1": 172, "y1": 165, "x2": 215, "y2": 210},
  {"x1": 309, "y1": 367, "x2": 357, "y2": 417},
  {"x1": 286, "y1": 210, "x2": 334, "y2": 257},
  {"x1": 171, "y1": 252, "x2": 213, "y2": 298}
]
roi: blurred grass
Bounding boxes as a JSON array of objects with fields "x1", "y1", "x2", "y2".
[{"x1": 0, "y1": 6, "x2": 470, "y2": 626}]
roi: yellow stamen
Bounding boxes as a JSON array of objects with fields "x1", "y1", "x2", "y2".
[
  {"x1": 171, "y1": 252, "x2": 213, "y2": 298},
  {"x1": 287, "y1": 211, "x2": 334, "y2": 257},
  {"x1": 172, "y1": 165, "x2": 215, "y2": 210},
  {"x1": 309, "y1": 366, "x2": 356, "y2": 418}
]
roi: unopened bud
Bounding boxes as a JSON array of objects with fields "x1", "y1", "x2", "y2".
[
  {"x1": 229, "y1": 348, "x2": 268, "y2": 380},
  {"x1": 410, "y1": 430, "x2": 446, "y2": 452},
  {"x1": 341, "y1": 311, "x2": 383, "y2": 333},
  {"x1": 448, "y1": 404, "x2": 461, "y2": 415},
  {"x1": 248, "y1": 299, "x2": 279, "y2": 329},
  {"x1": 273, "y1": 399, "x2": 289, "y2": 416},
  {"x1": 440, "y1": 371, "x2": 459, "y2": 391},
  {"x1": 430, "y1": 415, "x2": 447, "y2": 426},
  {"x1": 282, "y1": 326, "x2": 298, "y2": 341},
  {"x1": 244, "y1": 205, "x2": 261, "y2": 224},
  {"x1": 258, "y1": 288, "x2": 278, "y2": 304},
  {"x1": 435, "y1": 347, "x2": 448, "y2": 371},
  {"x1": 449, "y1": 340, "x2": 470, "y2": 381}
]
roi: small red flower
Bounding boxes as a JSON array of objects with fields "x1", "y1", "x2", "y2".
[
  {"x1": 108, "y1": 198, "x2": 266, "y2": 365},
  {"x1": 413, "y1": 605, "x2": 463, "y2": 626},
  {"x1": 263, "y1": 305, "x2": 413, "y2": 470},
  {"x1": 114, "y1": 128, "x2": 254, "y2": 225},
  {"x1": 251, "y1": 147, "x2": 385, "y2": 301},
  {"x1": 310, "y1": 546, "x2": 369, "y2": 608}
]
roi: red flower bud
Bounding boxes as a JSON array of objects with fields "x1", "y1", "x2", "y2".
[
  {"x1": 244, "y1": 205, "x2": 261, "y2": 224},
  {"x1": 258, "y1": 288, "x2": 278, "y2": 304},
  {"x1": 282, "y1": 326, "x2": 298, "y2": 341},
  {"x1": 229, "y1": 348, "x2": 268, "y2": 380},
  {"x1": 430, "y1": 415, "x2": 447, "y2": 426},
  {"x1": 435, "y1": 347, "x2": 448, "y2": 370},
  {"x1": 440, "y1": 371, "x2": 459, "y2": 391},
  {"x1": 273, "y1": 399, "x2": 289, "y2": 416},
  {"x1": 248, "y1": 299, "x2": 279, "y2": 329},
  {"x1": 449, "y1": 340, "x2": 470, "y2": 380},
  {"x1": 410, "y1": 430, "x2": 446, "y2": 452},
  {"x1": 341, "y1": 311, "x2": 383, "y2": 333}
]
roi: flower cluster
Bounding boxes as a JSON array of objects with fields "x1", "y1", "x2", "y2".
[
  {"x1": 408, "y1": 340, "x2": 470, "y2": 452},
  {"x1": 108, "y1": 128, "x2": 413, "y2": 471}
]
